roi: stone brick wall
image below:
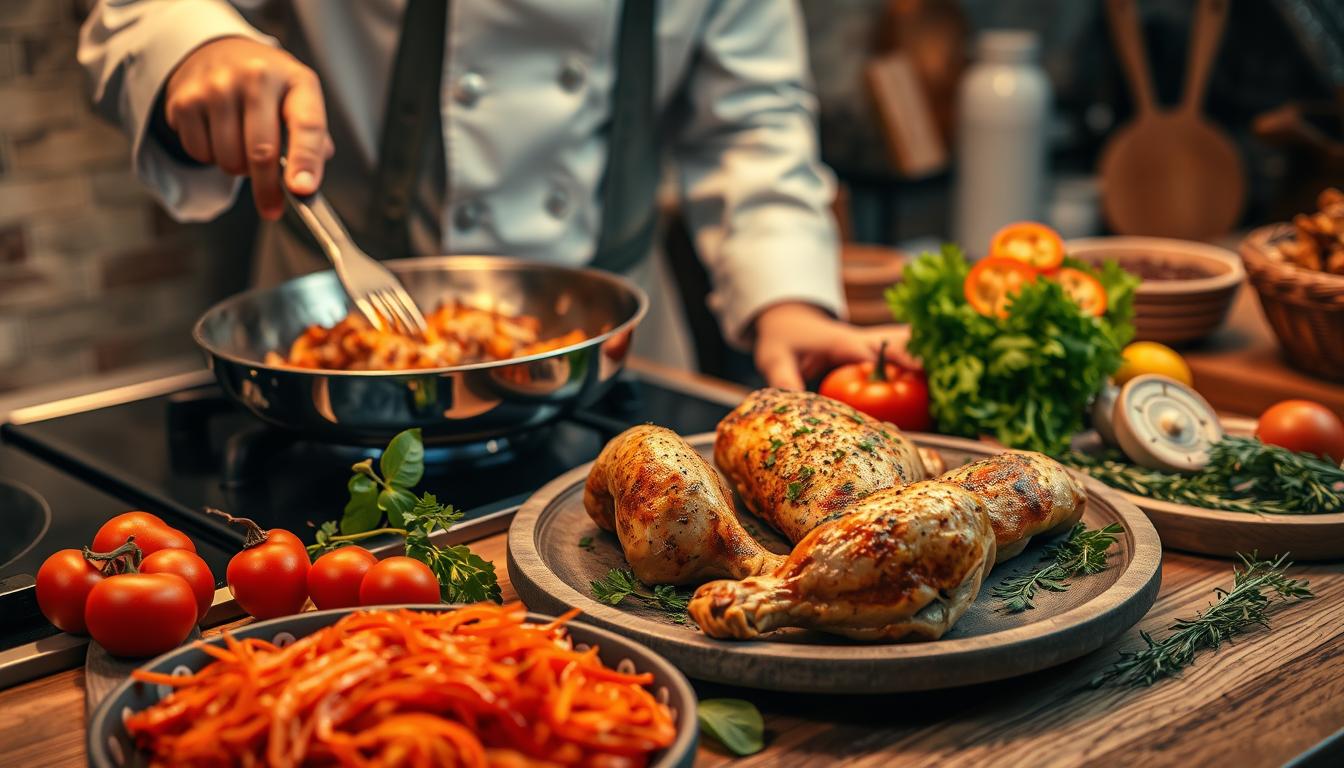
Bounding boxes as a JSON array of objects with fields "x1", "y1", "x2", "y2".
[{"x1": 0, "y1": 1, "x2": 254, "y2": 393}]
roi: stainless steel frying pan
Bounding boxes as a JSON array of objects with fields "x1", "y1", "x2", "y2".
[{"x1": 193, "y1": 256, "x2": 647, "y2": 444}]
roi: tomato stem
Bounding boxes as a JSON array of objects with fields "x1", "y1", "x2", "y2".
[
  {"x1": 83, "y1": 536, "x2": 142, "y2": 575},
  {"x1": 204, "y1": 507, "x2": 270, "y2": 549},
  {"x1": 869, "y1": 340, "x2": 890, "y2": 383}
]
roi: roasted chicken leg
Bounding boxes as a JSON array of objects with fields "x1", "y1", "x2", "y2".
[
  {"x1": 937, "y1": 451, "x2": 1086, "y2": 562},
  {"x1": 584, "y1": 425, "x2": 784, "y2": 585},
  {"x1": 689, "y1": 481, "x2": 996, "y2": 641},
  {"x1": 715, "y1": 388, "x2": 938, "y2": 543}
]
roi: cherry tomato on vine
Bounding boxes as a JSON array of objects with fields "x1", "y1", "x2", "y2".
[
  {"x1": 1256, "y1": 400, "x2": 1344, "y2": 464},
  {"x1": 84, "y1": 573, "x2": 197, "y2": 657},
  {"x1": 308, "y1": 547, "x2": 378, "y2": 610},
  {"x1": 92, "y1": 511, "x2": 195, "y2": 558},
  {"x1": 35, "y1": 549, "x2": 105, "y2": 634},
  {"x1": 964, "y1": 257, "x2": 1038, "y2": 318},
  {"x1": 988, "y1": 221, "x2": 1065, "y2": 271},
  {"x1": 208, "y1": 508, "x2": 310, "y2": 619},
  {"x1": 819, "y1": 343, "x2": 931, "y2": 431},
  {"x1": 359, "y1": 556, "x2": 440, "y2": 606},
  {"x1": 141, "y1": 548, "x2": 216, "y2": 622}
]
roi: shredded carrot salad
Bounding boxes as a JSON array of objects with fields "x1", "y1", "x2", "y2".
[{"x1": 124, "y1": 604, "x2": 677, "y2": 767}]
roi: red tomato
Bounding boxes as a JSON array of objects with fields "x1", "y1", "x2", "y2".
[
  {"x1": 84, "y1": 573, "x2": 197, "y2": 658},
  {"x1": 359, "y1": 556, "x2": 440, "y2": 606},
  {"x1": 308, "y1": 547, "x2": 378, "y2": 610},
  {"x1": 988, "y1": 221, "x2": 1065, "y2": 271},
  {"x1": 819, "y1": 352, "x2": 931, "y2": 432},
  {"x1": 963, "y1": 258, "x2": 1038, "y2": 318},
  {"x1": 1256, "y1": 400, "x2": 1344, "y2": 464},
  {"x1": 35, "y1": 549, "x2": 105, "y2": 634},
  {"x1": 226, "y1": 532, "x2": 310, "y2": 620},
  {"x1": 141, "y1": 549, "x2": 216, "y2": 623},
  {"x1": 92, "y1": 511, "x2": 195, "y2": 558},
  {"x1": 1053, "y1": 267, "x2": 1108, "y2": 317}
]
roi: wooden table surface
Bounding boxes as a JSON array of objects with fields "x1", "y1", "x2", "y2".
[{"x1": 2, "y1": 361, "x2": 1343, "y2": 767}]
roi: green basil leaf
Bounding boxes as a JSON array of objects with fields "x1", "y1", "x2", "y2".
[
  {"x1": 380, "y1": 428, "x2": 425, "y2": 490},
  {"x1": 378, "y1": 487, "x2": 417, "y2": 528},
  {"x1": 698, "y1": 698, "x2": 764, "y2": 756},
  {"x1": 340, "y1": 474, "x2": 381, "y2": 534}
]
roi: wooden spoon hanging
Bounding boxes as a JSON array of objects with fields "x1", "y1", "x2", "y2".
[{"x1": 1099, "y1": 0, "x2": 1245, "y2": 239}]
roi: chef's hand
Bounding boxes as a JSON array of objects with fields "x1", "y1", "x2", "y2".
[
  {"x1": 752, "y1": 302, "x2": 918, "y2": 391},
  {"x1": 163, "y1": 37, "x2": 334, "y2": 221}
]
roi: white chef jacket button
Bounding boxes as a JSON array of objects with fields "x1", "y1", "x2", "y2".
[
  {"x1": 558, "y1": 58, "x2": 586, "y2": 92},
  {"x1": 545, "y1": 186, "x2": 570, "y2": 218},
  {"x1": 453, "y1": 72, "x2": 485, "y2": 107},
  {"x1": 453, "y1": 200, "x2": 483, "y2": 230}
]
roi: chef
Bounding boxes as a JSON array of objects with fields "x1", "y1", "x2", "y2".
[{"x1": 79, "y1": 0, "x2": 912, "y2": 389}]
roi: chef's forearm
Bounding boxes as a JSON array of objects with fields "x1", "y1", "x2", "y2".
[
  {"x1": 672, "y1": 0, "x2": 845, "y2": 347},
  {"x1": 78, "y1": 1, "x2": 275, "y2": 222}
]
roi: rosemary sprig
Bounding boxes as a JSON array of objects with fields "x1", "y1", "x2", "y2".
[
  {"x1": 1091, "y1": 553, "x2": 1314, "y2": 688},
  {"x1": 591, "y1": 568, "x2": 691, "y2": 624},
  {"x1": 1060, "y1": 437, "x2": 1344, "y2": 515},
  {"x1": 992, "y1": 523, "x2": 1124, "y2": 613}
]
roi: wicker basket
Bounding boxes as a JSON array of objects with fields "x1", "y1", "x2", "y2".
[{"x1": 1239, "y1": 224, "x2": 1344, "y2": 382}]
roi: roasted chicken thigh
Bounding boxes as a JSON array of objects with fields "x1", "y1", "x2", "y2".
[
  {"x1": 715, "y1": 388, "x2": 937, "y2": 543},
  {"x1": 688, "y1": 481, "x2": 996, "y2": 641},
  {"x1": 938, "y1": 451, "x2": 1087, "y2": 562},
  {"x1": 583, "y1": 425, "x2": 784, "y2": 585}
]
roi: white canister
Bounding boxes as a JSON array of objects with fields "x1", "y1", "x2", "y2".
[{"x1": 952, "y1": 30, "x2": 1052, "y2": 258}]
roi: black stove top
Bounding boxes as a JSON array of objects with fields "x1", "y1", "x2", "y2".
[{"x1": 1, "y1": 373, "x2": 732, "y2": 553}]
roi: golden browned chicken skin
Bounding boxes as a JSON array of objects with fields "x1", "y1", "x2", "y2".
[
  {"x1": 583, "y1": 425, "x2": 784, "y2": 585},
  {"x1": 688, "y1": 481, "x2": 996, "y2": 641},
  {"x1": 715, "y1": 389, "x2": 938, "y2": 543},
  {"x1": 937, "y1": 451, "x2": 1087, "y2": 562}
]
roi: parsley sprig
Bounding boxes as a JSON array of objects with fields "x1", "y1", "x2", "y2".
[
  {"x1": 992, "y1": 523, "x2": 1124, "y2": 613},
  {"x1": 1091, "y1": 553, "x2": 1313, "y2": 688},
  {"x1": 590, "y1": 568, "x2": 691, "y2": 624},
  {"x1": 307, "y1": 429, "x2": 500, "y2": 604}
]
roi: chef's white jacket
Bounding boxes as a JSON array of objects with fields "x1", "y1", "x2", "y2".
[{"x1": 78, "y1": 0, "x2": 845, "y2": 345}]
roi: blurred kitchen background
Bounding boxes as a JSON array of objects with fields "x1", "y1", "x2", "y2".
[{"x1": 0, "y1": 0, "x2": 1340, "y2": 395}]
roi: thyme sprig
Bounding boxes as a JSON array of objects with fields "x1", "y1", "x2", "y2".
[
  {"x1": 1091, "y1": 553, "x2": 1314, "y2": 688},
  {"x1": 591, "y1": 568, "x2": 691, "y2": 624},
  {"x1": 992, "y1": 523, "x2": 1124, "y2": 613},
  {"x1": 1060, "y1": 437, "x2": 1344, "y2": 515}
]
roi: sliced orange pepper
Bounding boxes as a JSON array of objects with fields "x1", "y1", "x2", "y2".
[
  {"x1": 1054, "y1": 267, "x2": 1108, "y2": 316},
  {"x1": 988, "y1": 221, "x2": 1066, "y2": 272},
  {"x1": 963, "y1": 258, "x2": 1038, "y2": 318}
]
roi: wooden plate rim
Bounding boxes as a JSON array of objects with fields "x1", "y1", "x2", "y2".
[{"x1": 508, "y1": 432, "x2": 1162, "y2": 692}]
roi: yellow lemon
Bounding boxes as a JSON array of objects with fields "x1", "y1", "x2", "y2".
[{"x1": 1114, "y1": 341, "x2": 1193, "y2": 387}]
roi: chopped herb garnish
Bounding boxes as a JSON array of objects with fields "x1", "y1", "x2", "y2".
[
  {"x1": 578, "y1": 536, "x2": 594, "y2": 551},
  {"x1": 786, "y1": 482, "x2": 804, "y2": 502},
  {"x1": 792, "y1": 426, "x2": 814, "y2": 437},
  {"x1": 773, "y1": 404, "x2": 790, "y2": 414},
  {"x1": 804, "y1": 417, "x2": 823, "y2": 425},
  {"x1": 798, "y1": 466, "x2": 816, "y2": 480},
  {"x1": 832, "y1": 448, "x2": 846, "y2": 461},
  {"x1": 763, "y1": 438, "x2": 784, "y2": 469},
  {"x1": 846, "y1": 411, "x2": 865, "y2": 424},
  {"x1": 858, "y1": 440, "x2": 877, "y2": 453}
]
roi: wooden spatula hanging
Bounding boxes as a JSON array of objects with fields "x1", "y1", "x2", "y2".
[{"x1": 1099, "y1": 0, "x2": 1246, "y2": 239}]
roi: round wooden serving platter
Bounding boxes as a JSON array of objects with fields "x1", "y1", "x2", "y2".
[
  {"x1": 1073, "y1": 417, "x2": 1344, "y2": 561},
  {"x1": 508, "y1": 433, "x2": 1162, "y2": 694}
]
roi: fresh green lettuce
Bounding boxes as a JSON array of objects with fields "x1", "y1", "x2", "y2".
[{"x1": 886, "y1": 244, "x2": 1138, "y2": 454}]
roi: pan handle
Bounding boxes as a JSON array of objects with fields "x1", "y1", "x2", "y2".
[
  {"x1": 1106, "y1": 0, "x2": 1157, "y2": 115},
  {"x1": 1181, "y1": 0, "x2": 1229, "y2": 115}
]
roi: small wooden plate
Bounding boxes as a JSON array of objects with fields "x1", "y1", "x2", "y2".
[
  {"x1": 508, "y1": 433, "x2": 1162, "y2": 694},
  {"x1": 1073, "y1": 417, "x2": 1344, "y2": 561}
]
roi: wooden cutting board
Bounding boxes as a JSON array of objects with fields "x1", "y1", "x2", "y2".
[{"x1": 1100, "y1": 0, "x2": 1245, "y2": 239}]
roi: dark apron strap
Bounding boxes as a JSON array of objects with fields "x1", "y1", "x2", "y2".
[
  {"x1": 364, "y1": 0, "x2": 449, "y2": 259},
  {"x1": 591, "y1": 0, "x2": 659, "y2": 274}
]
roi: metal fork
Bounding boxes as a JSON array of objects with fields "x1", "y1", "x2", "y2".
[{"x1": 281, "y1": 169, "x2": 429, "y2": 339}]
